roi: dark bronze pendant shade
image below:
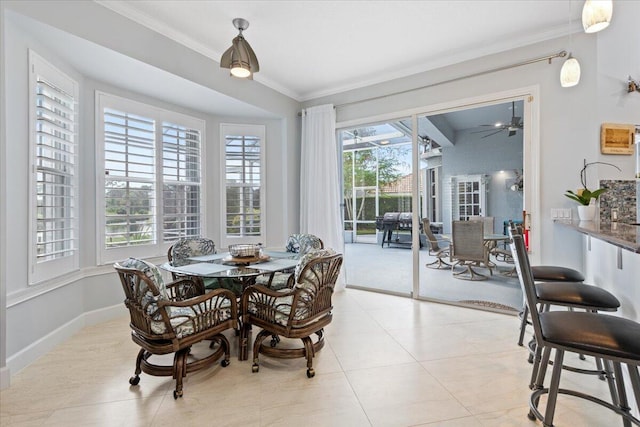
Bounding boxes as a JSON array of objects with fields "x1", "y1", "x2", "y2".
[{"x1": 220, "y1": 18, "x2": 259, "y2": 79}]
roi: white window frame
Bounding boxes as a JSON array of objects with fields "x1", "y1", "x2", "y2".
[
  {"x1": 219, "y1": 124, "x2": 266, "y2": 248},
  {"x1": 96, "y1": 92, "x2": 206, "y2": 264},
  {"x1": 450, "y1": 174, "x2": 488, "y2": 221},
  {"x1": 28, "y1": 50, "x2": 79, "y2": 285}
]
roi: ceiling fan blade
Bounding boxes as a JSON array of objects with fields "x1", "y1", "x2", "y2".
[{"x1": 481, "y1": 129, "x2": 503, "y2": 138}]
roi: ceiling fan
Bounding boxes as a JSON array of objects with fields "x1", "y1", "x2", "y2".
[{"x1": 472, "y1": 101, "x2": 523, "y2": 138}]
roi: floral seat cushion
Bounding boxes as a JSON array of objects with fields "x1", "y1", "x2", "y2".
[{"x1": 285, "y1": 234, "x2": 323, "y2": 254}]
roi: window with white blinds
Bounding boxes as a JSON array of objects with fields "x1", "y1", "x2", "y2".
[
  {"x1": 162, "y1": 122, "x2": 202, "y2": 241},
  {"x1": 29, "y1": 51, "x2": 79, "y2": 284},
  {"x1": 97, "y1": 92, "x2": 204, "y2": 263},
  {"x1": 103, "y1": 109, "x2": 157, "y2": 248},
  {"x1": 220, "y1": 124, "x2": 265, "y2": 246}
]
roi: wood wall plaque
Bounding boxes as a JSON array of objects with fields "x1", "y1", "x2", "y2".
[{"x1": 600, "y1": 123, "x2": 635, "y2": 155}]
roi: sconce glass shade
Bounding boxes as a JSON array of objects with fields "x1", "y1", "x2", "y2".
[
  {"x1": 560, "y1": 55, "x2": 581, "y2": 87},
  {"x1": 220, "y1": 18, "x2": 259, "y2": 79},
  {"x1": 582, "y1": 0, "x2": 613, "y2": 33}
]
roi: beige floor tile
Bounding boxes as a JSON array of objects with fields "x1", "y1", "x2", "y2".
[
  {"x1": 41, "y1": 396, "x2": 163, "y2": 427},
  {"x1": 3, "y1": 288, "x2": 636, "y2": 427},
  {"x1": 328, "y1": 332, "x2": 416, "y2": 371},
  {"x1": 365, "y1": 399, "x2": 471, "y2": 427},
  {"x1": 346, "y1": 363, "x2": 454, "y2": 409}
]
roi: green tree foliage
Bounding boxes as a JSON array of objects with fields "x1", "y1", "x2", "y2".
[{"x1": 343, "y1": 130, "x2": 409, "y2": 225}]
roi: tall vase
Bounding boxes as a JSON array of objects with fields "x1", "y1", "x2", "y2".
[{"x1": 577, "y1": 204, "x2": 596, "y2": 221}]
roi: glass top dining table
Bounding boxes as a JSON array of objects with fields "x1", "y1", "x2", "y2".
[
  {"x1": 161, "y1": 249, "x2": 301, "y2": 361},
  {"x1": 160, "y1": 249, "x2": 300, "y2": 282}
]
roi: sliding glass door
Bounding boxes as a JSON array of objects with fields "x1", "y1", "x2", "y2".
[{"x1": 340, "y1": 120, "x2": 414, "y2": 296}]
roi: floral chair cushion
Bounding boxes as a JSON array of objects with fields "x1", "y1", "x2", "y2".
[
  {"x1": 170, "y1": 238, "x2": 216, "y2": 260},
  {"x1": 294, "y1": 248, "x2": 336, "y2": 284},
  {"x1": 285, "y1": 234, "x2": 323, "y2": 254},
  {"x1": 119, "y1": 258, "x2": 168, "y2": 333}
]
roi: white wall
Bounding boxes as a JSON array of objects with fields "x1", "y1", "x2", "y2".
[{"x1": 441, "y1": 128, "x2": 523, "y2": 234}]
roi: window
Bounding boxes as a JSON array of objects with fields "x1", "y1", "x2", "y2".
[
  {"x1": 97, "y1": 93, "x2": 204, "y2": 263},
  {"x1": 220, "y1": 124, "x2": 265, "y2": 247},
  {"x1": 29, "y1": 51, "x2": 79, "y2": 284}
]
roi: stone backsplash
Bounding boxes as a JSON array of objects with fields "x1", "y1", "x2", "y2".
[{"x1": 599, "y1": 180, "x2": 638, "y2": 223}]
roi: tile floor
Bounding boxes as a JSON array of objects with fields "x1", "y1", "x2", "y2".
[{"x1": 0, "y1": 289, "x2": 628, "y2": 426}]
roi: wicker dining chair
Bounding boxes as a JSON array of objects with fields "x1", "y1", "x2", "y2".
[
  {"x1": 254, "y1": 233, "x2": 324, "y2": 290},
  {"x1": 168, "y1": 237, "x2": 243, "y2": 295},
  {"x1": 450, "y1": 220, "x2": 492, "y2": 280},
  {"x1": 114, "y1": 258, "x2": 238, "y2": 399},
  {"x1": 422, "y1": 218, "x2": 450, "y2": 269},
  {"x1": 241, "y1": 249, "x2": 342, "y2": 378}
]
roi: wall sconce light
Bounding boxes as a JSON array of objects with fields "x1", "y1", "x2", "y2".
[
  {"x1": 628, "y1": 76, "x2": 640, "y2": 93},
  {"x1": 220, "y1": 18, "x2": 260, "y2": 79},
  {"x1": 582, "y1": 0, "x2": 613, "y2": 33}
]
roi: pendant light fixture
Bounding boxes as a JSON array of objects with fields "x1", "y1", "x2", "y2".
[
  {"x1": 560, "y1": 54, "x2": 581, "y2": 87},
  {"x1": 220, "y1": 18, "x2": 259, "y2": 79},
  {"x1": 582, "y1": 0, "x2": 613, "y2": 33},
  {"x1": 560, "y1": 1, "x2": 581, "y2": 88}
]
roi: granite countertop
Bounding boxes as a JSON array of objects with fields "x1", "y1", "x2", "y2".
[{"x1": 554, "y1": 220, "x2": 640, "y2": 253}]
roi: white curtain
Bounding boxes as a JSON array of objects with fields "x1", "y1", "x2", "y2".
[{"x1": 300, "y1": 104, "x2": 346, "y2": 291}]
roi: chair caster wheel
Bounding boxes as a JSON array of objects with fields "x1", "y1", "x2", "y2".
[
  {"x1": 252, "y1": 364, "x2": 259, "y2": 373},
  {"x1": 306, "y1": 368, "x2": 315, "y2": 378},
  {"x1": 129, "y1": 375, "x2": 140, "y2": 386},
  {"x1": 221, "y1": 359, "x2": 230, "y2": 367},
  {"x1": 527, "y1": 411, "x2": 536, "y2": 421},
  {"x1": 173, "y1": 390, "x2": 183, "y2": 399}
]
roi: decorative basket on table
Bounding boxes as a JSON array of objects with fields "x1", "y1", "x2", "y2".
[{"x1": 228, "y1": 244, "x2": 261, "y2": 258}]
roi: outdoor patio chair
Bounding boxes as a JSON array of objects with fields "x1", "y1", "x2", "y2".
[
  {"x1": 450, "y1": 220, "x2": 492, "y2": 280},
  {"x1": 422, "y1": 218, "x2": 450, "y2": 269}
]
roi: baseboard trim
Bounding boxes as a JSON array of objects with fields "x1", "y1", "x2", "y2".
[
  {"x1": 6, "y1": 304, "x2": 125, "y2": 377},
  {"x1": 0, "y1": 366, "x2": 10, "y2": 390}
]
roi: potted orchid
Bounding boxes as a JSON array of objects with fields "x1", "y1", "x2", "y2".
[
  {"x1": 564, "y1": 188, "x2": 606, "y2": 221},
  {"x1": 563, "y1": 160, "x2": 620, "y2": 221}
]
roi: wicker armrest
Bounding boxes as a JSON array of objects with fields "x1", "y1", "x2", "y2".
[
  {"x1": 159, "y1": 288, "x2": 238, "y2": 338},
  {"x1": 241, "y1": 284, "x2": 298, "y2": 324}
]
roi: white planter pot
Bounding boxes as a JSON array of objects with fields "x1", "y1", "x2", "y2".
[{"x1": 577, "y1": 205, "x2": 596, "y2": 221}]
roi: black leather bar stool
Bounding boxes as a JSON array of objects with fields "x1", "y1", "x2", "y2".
[
  {"x1": 517, "y1": 265, "x2": 586, "y2": 346},
  {"x1": 509, "y1": 225, "x2": 621, "y2": 387},
  {"x1": 510, "y1": 231, "x2": 640, "y2": 427}
]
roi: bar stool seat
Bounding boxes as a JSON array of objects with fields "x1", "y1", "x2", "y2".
[
  {"x1": 541, "y1": 311, "x2": 640, "y2": 360},
  {"x1": 536, "y1": 282, "x2": 621, "y2": 310},
  {"x1": 531, "y1": 265, "x2": 585, "y2": 282},
  {"x1": 518, "y1": 266, "x2": 587, "y2": 347}
]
